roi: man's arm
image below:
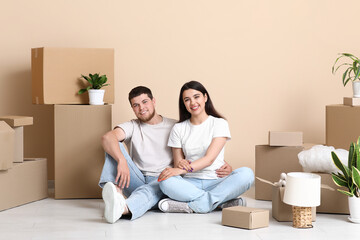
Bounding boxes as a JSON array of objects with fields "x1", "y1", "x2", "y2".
[{"x1": 101, "y1": 127, "x2": 130, "y2": 189}]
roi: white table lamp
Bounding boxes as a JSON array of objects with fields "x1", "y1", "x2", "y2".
[{"x1": 283, "y1": 172, "x2": 321, "y2": 228}]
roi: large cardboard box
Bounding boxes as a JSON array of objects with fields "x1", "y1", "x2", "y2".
[
  {"x1": 54, "y1": 105, "x2": 112, "y2": 199},
  {"x1": 255, "y1": 144, "x2": 315, "y2": 200},
  {"x1": 31, "y1": 47, "x2": 114, "y2": 104},
  {"x1": 326, "y1": 104, "x2": 360, "y2": 149},
  {"x1": 0, "y1": 158, "x2": 47, "y2": 211},
  {"x1": 222, "y1": 206, "x2": 269, "y2": 230},
  {"x1": 0, "y1": 121, "x2": 15, "y2": 170},
  {"x1": 272, "y1": 186, "x2": 316, "y2": 222},
  {"x1": 316, "y1": 173, "x2": 349, "y2": 214},
  {"x1": 0, "y1": 116, "x2": 33, "y2": 127},
  {"x1": 269, "y1": 131, "x2": 303, "y2": 146}
]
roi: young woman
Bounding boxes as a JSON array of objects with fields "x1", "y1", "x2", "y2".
[{"x1": 157, "y1": 81, "x2": 254, "y2": 213}]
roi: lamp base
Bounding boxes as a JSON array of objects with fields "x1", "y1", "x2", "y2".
[{"x1": 292, "y1": 206, "x2": 313, "y2": 228}]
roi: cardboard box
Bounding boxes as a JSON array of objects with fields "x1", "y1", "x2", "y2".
[
  {"x1": 222, "y1": 206, "x2": 269, "y2": 230},
  {"x1": 272, "y1": 186, "x2": 316, "y2": 222},
  {"x1": 343, "y1": 97, "x2": 360, "y2": 106},
  {"x1": 14, "y1": 127, "x2": 24, "y2": 163},
  {"x1": 31, "y1": 47, "x2": 114, "y2": 104},
  {"x1": 0, "y1": 116, "x2": 33, "y2": 127},
  {"x1": 269, "y1": 131, "x2": 303, "y2": 146},
  {"x1": 0, "y1": 121, "x2": 15, "y2": 170},
  {"x1": 326, "y1": 104, "x2": 360, "y2": 149},
  {"x1": 54, "y1": 105, "x2": 112, "y2": 199},
  {"x1": 255, "y1": 144, "x2": 315, "y2": 200},
  {"x1": 316, "y1": 173, "x2": 349, "y2": 214},
  {"x1": 0, "y1": 158, "x2": 47, "y2": 211}
]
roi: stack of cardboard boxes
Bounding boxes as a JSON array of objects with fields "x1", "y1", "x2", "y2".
[
  {"x1": 31, "y1": 47, "x2": 114, "y2": 199},
  {"x1": 254, "y1": 104, "x2": 354, "y2": 219},
  {"x1": 0, "y1": 116, "x2": 48, "y2": 211}
]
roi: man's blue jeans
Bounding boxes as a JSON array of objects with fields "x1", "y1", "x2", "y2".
[
  {"x1": 159, "y1": 167, "x2": 254, "y2": 213},
  {"x1": 99, "y1": 142, "x2": 164, "y2": 220}
]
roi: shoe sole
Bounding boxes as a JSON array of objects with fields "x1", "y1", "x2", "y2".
[
  {"x1": 158, "y1": 198, "x2": 171, "y2": 212},
  {"x1": 102, "y1": 182, "x2": 124, "y2": 223}
]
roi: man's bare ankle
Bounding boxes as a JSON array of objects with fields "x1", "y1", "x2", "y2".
[{"x1": 115, "y1": 185, "x2": 122, "y2": 194}]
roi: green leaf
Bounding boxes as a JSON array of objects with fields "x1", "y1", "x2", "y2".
[
  {"x1": 342, "y1": 68, "x2": 351, "y2": 86},
  {"x1": 352, "y1": 167, "x2": 360, "y2": 189},
  {"x1": 333, "y1": 63, "x2": 352, "y2": 74},
  {"x1": 338, "y1": 189, "x2": 354, "y2": 197},
  {"x1": 348, "y1": 142, "x2": 355, "y2": 169},
  {"x1": 332, "y1": 173, "x2": 348, "y2": 187},
  {"x1": 78, "y1": 88, "x2": 87, "y2": 94},
  {"x1": 332, "y1": 151, "x2": 349, "y2": 179},
  {"x1": 356, "y1": 144, "x2": 360, "y2": 169}
]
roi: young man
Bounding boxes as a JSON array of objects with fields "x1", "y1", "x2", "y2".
[{"x1": 99, "y1": 86, "x2": 232, "y2": 223}]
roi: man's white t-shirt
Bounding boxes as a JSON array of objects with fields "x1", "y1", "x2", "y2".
[
  {"x1": 167, "y1": 115, "x2": 231, "y2": 179},
  {"x1": 118, "y1": 117, "x2": 176, "y2": 177}
]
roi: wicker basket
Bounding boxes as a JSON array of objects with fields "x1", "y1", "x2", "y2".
[{"x1": 292, "y1": 206, "x2": 313, "y2": 228}]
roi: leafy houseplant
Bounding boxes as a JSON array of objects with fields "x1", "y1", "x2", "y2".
[
  {"x1": 331, "y1": 138, "x2": 360, "y2": 197},
  {"x1": 331, "y1": 137, "x2": 360, "y2": 222},
  {"x1": 332, "y1": 53, "x2": 360, "y2": 98},
  {"x1": 78, "y1": 73, "x2": 109, "y2": 94},
  {"x1": 78, "y1": 73, "x2": 109, "y2": 105}
]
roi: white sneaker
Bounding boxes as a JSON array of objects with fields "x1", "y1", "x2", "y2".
[
  {"x1": 158, "y1": 198, "x2": 193, "y2": 213},
  {"x1": 102, "y1": 182, "x2": 126, "y2": 223}
]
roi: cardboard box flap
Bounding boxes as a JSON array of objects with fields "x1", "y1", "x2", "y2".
[{"x1": 0, "y1": 116, "x2": 33, "y2": 127}]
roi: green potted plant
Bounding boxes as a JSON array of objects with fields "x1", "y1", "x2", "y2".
[
  {"x1": 78, "y1": 73, "x2": 109, "y2": 105},
  {"x1": 331, "y1": 137, "x2": 360, "y2": 223},
  {"x1": 332, "y1": 53, "x2": 360, "y2": 98}
]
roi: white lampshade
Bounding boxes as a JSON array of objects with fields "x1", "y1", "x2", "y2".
[{"x1": 283, "y1": 172, "x2": 321, "y2": 207}]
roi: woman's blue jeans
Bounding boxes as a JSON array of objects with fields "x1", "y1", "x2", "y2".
[{"x1": 159, "y1": 167, "x2": 254, "y2": 213}]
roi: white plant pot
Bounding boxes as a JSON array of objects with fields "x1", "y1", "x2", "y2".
[
  {"x1": 352, "y1": 81, "x2": 360, "y2": 98},
  {"x1": 348, "y1": 196, "x2": 360, "y2": 223},
  {"x1": 88, "y1": 89, "x2": 105, "y2": 105}
]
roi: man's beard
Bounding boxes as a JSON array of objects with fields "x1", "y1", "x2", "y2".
[{"x1": 137, "y1": 110, "x2": 156, "y2": 122}]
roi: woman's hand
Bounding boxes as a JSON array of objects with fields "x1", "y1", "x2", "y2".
[
  {"x1": 215, "y1": 161, "x2": 233, "y2": 178},
  {"x1": 158, "y1": 168, "x2": 186, "y2": 182},
  {"x1": 177, "y1": 159, "x2": 193, "y2": 172}
]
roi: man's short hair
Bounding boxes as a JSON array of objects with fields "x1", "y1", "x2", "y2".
[{"x1": 128, "y1": 86, "x2": 154, "y2": 104}]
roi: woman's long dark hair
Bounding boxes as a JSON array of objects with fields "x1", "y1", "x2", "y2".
[{"x1": 178, "y1": 81, "x2": 225, "y2": 122}]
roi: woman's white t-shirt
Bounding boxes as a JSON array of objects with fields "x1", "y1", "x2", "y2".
[{"x1": 167, "y1": 115, "x2": 231, "y2": 179}]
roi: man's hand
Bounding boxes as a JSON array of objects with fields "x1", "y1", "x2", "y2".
[
  {"x1": 177, "y1": 159, "x2": 193, "y2": 172},
  {"x1": 216, "y1": 161, "x2": 232, "y2": 178},
  {"x1": 116, "y1": 160, "x2": 130, "y2": 189},
  {"x1": 158, "y1": 168, "x2": 186, "y2": 182}
]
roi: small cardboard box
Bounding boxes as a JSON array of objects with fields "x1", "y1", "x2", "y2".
[
  {"x1": 54, "y1": 105, "x2": 112, "y2": 199},
  {"x1": 31, "y1": 47, "x2": 114, "y2": 104},
  {"x1": 316, "y1": 173, "x2": 349, "y2": 214},
  {"x1": 0, "y1": 116, "x2": 33, "y2": 127},
  {"x1": 326, "y1": 104, "x2": 360, "y2": 149},
  {"x1": 255, "y1": 144, "x2": 315, "y2": 200},
  {"x1": 0, "y1": 121, "x2": 15, "y2": 170},
  {"x1": 269, "y1": 131, "x2": 303, "y2": 147},
  {"x1": 222, "y1": 206, "x2": 269, "y2": 230},
  {"x1": 0, "y1": 158, "x2": 47, "y2": 211},
  {"x1": 343, "y1": 97, "x2": 360, "y2": 106},
  {"x1": 272, "y1": 185, "x2": 316, "y2": 222}
]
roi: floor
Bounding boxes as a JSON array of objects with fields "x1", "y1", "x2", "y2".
[{"x1": 0, "y1": 187, "x2": 359, "y2": 240}]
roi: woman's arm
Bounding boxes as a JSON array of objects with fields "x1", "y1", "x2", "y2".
[{"x1": 186, "y1": 137, "x2": 227, "y2": 172}]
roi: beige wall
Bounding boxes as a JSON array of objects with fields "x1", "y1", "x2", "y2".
[{"x1": 0, "y1": 0, "x2": 355, "y2": 179}]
